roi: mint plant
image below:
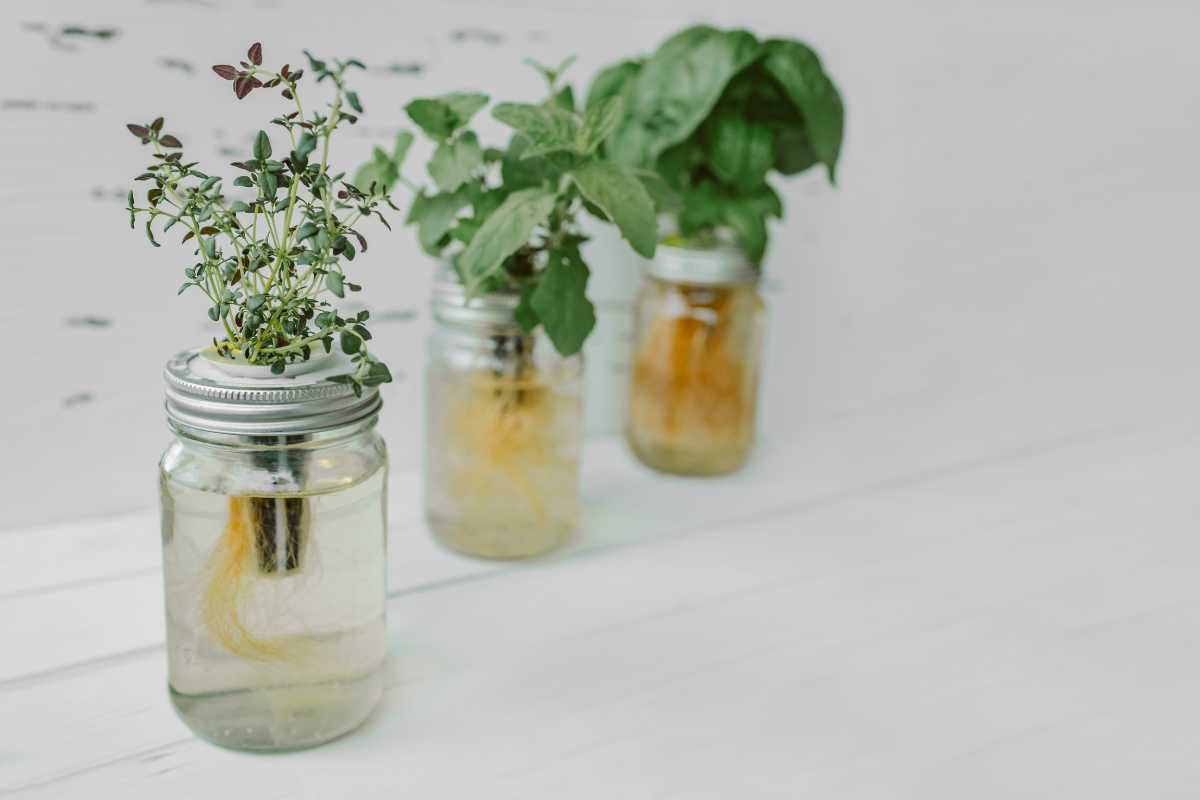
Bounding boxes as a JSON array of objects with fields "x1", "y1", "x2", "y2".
[
  {"x1": 587, "y1": 26, "x2": 845, "y2": 263},
  {"x1": 355, "y1": 60, "x2": 659, "y2": 357},
  {"x1": 126, "y1": 42, "x2": 393, "y2": 395}
]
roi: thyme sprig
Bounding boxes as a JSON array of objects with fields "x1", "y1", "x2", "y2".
[{"x1": 126, "y1": 42, "x2": 393, "y2": 395}]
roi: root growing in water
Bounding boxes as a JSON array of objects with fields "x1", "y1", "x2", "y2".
[{"x1": 203, "y1": 495, "x2": 309, "y2": 661}]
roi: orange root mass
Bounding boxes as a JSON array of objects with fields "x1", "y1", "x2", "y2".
[
  {"x1": 445, "y1": 372, "x2": 564, "y2": 521},
  {"x1": 203, "y1": 496, "x2": 295, "y2": 660},
  {"x1": 630, "y1": 286, "x2": 752, "y2": 452}
]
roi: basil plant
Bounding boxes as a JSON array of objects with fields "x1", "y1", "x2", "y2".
[{"x1": 587, "y1": 26, "x2": 846, "y2": 263}]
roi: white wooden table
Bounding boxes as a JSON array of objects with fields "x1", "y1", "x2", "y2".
[{"x1": 4, "y1": 400, "x2": 1200, "y2": 799}]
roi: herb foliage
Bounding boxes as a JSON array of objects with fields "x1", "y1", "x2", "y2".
[
  {"x1": 587, "y1": 26, "x2": 845, "y2": 263},
  {"x1": 355, "y1": 59, "x2": 660, "y2": 357},
  {"x1": 126, "y1": 43, "x2": 393, "y2": 395}
]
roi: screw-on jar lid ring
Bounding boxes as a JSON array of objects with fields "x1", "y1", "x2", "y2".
[
  {"x1": 163, "y1": 349, "x2": 381, "y2": 435},
  {"x1": 644, "y1": 242, "x2": 760, "y2": 286},
  {"x1": 431, "y1": 265, "x2": 523, "y2": 332}
]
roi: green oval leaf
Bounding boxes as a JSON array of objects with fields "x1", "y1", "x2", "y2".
[
  {"x1": 530, "y1": 250, "x2": 595, "y2": 356},
  {"x1": 458, "y1": 187, "x2": 557, "y2": 292},
  {"x1": 607, "y1": 26, "x2": 762, "y2": 166},
  {"x1": 428, "y1": 131, "x2": 482, "y2": 192},
  {"x1": 340, "y1": 329, "x2": 361, "y2": 354},
  {"x1": 704, "y1": 114, "x2": 774, "y2": 189},
  {"x1": 760, "y1": 39, "x2": 844, "y2": 182},
  {"x1": 405, "y1": 92, "x2": 489, "y2": 141},
  {"x1": 253, "y1": 130, "x2": 272, "y2": 161},
  {"x1": 492, "y1": 102, "x2": 581, "y2": 158},
  {"x1": 570, "y1": 161, "x2": 657, "y2": 258}
]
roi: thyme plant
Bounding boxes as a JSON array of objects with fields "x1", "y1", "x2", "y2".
[
  {"x1": 356, "y1": 59, "x2": 661, "y2": 357},
  {"x1": 126, "y1": 42, "x2": 393, "y2": 395}
]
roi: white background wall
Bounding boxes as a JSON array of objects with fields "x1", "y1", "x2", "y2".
[{"x1": 2, "y1": 0, "x2": 1198, "y2": 530}]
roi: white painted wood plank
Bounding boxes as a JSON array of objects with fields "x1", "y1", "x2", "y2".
[
  {"x1": 0, "y1": 402, "x2": 1145, "y2": 685},
  {"x1": 5, "y1": 421, "x2": 1199, "y2": 796}
]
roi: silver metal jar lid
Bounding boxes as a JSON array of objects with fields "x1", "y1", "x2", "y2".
[
  {"x1": 164, "y1": 348, "x2": 382, "y2": 436},
  {"x1": 431, "y1": 265, "x2": 522, "y2": 332},
  {"x1": 645, "y1": 242, "x2": 760, "y2": 286}
]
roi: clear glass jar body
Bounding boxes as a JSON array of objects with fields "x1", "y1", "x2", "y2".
[
  {"x1": 425, "y1": 324, "x2": 583, "y2": 558},
  {"x1": 159, "y1": 417, "x2": 388, "y2": 751},
  {"x1": 627, "y1": 276, "x2": 766, "y2": 475}
]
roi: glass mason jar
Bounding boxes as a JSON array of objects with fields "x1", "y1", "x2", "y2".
[
  {"x1": 627, "y1": 243, "x2": 765, "y2": 475},
  {"x1": 159, "y1": 349, "x2": 388, "y2": 751},
  {"x1": 424, "y1": 269, "x2": 583, "y2": 559}
]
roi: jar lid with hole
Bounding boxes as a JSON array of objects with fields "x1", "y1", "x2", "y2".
[
  {"x1": 644, "y1": 242, "x2": 760, "y2": 286},
  {"x1": 431, "y1": 265, "x2": 523, "y2": 332},
  {"x1": 163, "y1": 348, "x2": 382, "y2": 436}
]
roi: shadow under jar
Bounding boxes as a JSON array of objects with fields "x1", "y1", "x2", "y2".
[
  {"x1": 159, "y1": 350, "x2": 388, "y2": 751},
  {"x1": 424, "y1": 269, "x2": 583, "y2": 559},
  {"x1": 627, "y1": 243, "x2": 765, "y2": 476}
]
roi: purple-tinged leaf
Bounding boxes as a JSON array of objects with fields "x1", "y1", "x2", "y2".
[
  {"x1": 212, "y1": 64, "x2": 238, "y2": 80},
  {"x1": 248, "y1": 42, "x2": 262, "y2": 65},
  {"x1": 234, "y1": 76, "x2": 253, "y2": 99},
  {"x1": 126, "y1": 123, "x2": 150, "y2": 139},
  {"x1": 159, "y1": 134, "x2": 183, "y2": 148},
  {"x1": 150, "y1": 117, "x2": 163, "y2": 132}
]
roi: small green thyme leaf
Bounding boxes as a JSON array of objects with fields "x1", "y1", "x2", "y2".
[{"x1": 253, "y1": 130, "x2": 272, "y2": 160}]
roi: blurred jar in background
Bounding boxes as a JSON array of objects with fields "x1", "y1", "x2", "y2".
[
  {"x1": 627, "y1": 243, "x2": 765, "y2": 476},
  {"x1": 425, "y1": 269, "x2": 583, "y2": 559}
]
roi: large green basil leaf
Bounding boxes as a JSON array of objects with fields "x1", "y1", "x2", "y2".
[
  {"x1": 585, "y1": 59, "x2": 642, "y2": 114},
  {"x1": 720, "y1": 201, "x2": 768, "y2": 263},
  {"x1": 677, "y1": 182, "x2": 777, "y2": 263},
  {"x1": 458, "y1": 187, "x2": 557, "y2": 292},
  {"x1": 704, "y1": 114, "x2": 775, "y2": 189},
  {"x1": 773, "y1": 122, "x2": 818, "y2": 175},
  {"x1": 608, "y1": 26, "x2": 762, "y2": 167},
  {"x1": 678, "y1": 182, "x2": 724, "y2": 234},
  {"x1": 761, "y1": 40, "x2": 844, "y2": 181}
]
